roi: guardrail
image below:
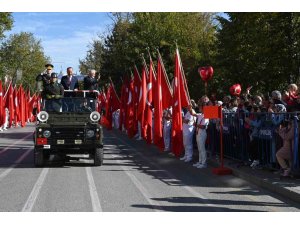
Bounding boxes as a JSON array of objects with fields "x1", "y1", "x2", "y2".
[{"x1": 207, "y1": 111, "x2": 299, "y2": 170}]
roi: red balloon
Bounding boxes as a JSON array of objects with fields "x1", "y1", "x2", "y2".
[
  {"x1": 230, "y1": 84, "x2": 242, "y2": 96},
  {"x1": 198, "y1": 66, "x2": 214, "y2": 82}
]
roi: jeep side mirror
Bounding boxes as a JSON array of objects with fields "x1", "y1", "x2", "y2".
[{"x1": 32, "y1": 108, "x2": 37, "y2": 116}]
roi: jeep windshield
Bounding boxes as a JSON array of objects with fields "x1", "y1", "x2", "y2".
[{"x1": 43, "y1": 97, "x2": 97, "y2": 113}]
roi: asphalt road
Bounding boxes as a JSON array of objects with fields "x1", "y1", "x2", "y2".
[{"x1": 0, "y1": 124, "x2": 300, "y2": 212}]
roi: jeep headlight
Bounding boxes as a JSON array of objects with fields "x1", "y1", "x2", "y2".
[
  {"x1": 37, "y1": 111, "x2": 49, "y2": 123},
  {"x1": 90, "y1": 111, "x2": 100, "y2": 122},
  {"x1": 86, "y1": 130, "x2": 95, "y2": 138},
  {"x1": 43, "y1": 130, "x2": 51, "y2": 138}
]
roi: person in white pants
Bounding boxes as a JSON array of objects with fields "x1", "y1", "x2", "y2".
[
  {"x1": 1, "y1": 108, "x2": 9, "y2": 130},
  {"x1": 113, "y1": 109, "x2": 120, "y2": 129},
  {"x1": 163, "y1": 107, "x2": 172, "y2": 151},
  {"x1": 180, "y1": 104, "x2": 196, "y2": 162},
  {"x1": 193, "y1": 102, "x2": 209, "y2": 168}
]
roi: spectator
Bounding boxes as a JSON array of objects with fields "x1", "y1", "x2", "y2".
[{"x1": 276, "y1": 119, "x2": 294, "y2": 177}]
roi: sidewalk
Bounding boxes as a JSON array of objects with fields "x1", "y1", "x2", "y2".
[{"x1": 208, "y1": 157, "x2": 300, "y2": 203}]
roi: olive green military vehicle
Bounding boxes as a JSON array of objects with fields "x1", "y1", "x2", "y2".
[{"x1": 33, "y1": 90, "x2": 103, "y2": 167}]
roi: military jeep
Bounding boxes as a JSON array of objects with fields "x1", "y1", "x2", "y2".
[{"x1": 33, "y1": 90, "x2": 103, "y2": 167}]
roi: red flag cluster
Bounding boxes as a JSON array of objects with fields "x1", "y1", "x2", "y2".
[
  {"x1": 103, "y1": 48, "x2": 190, "y2": 157},
  {"x1": 0, "y1": 82, "x2": 40, "y2": 130}
]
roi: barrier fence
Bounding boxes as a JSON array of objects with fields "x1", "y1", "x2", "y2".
[{"x1": 207, "y1": 111, "x2": 300, "y2": 171}]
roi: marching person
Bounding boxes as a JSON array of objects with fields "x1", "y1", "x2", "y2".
[
  {"x1": 83, "y1": 69, "x2": 100, "y2": 90},
  {"x1": 61, "y1": 67, "x2": 79, "y2": 91},
  {"x1": 193, "y1": 102, "x2": 209, "y2": 168},
  {"x1": 180, "y1": 103, "x2": 196, "y2": 162},
  {"x1": 163, "y1": 106, "x2": 172, "y2": 152},
  {"x1": 36, "y1": 63, "x2": 54, "y2": 92}
]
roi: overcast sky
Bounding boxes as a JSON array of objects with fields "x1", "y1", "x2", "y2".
[{"x1": 5, "y1": 12, "x2": 113, "y2": 74}]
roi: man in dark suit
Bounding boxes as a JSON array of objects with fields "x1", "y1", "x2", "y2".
[
  {"x1": 83, "y1": 69, "x2": 100, "y2": 90},
  {"x1": 60, "y1": 67, "x2": 79, "y2": 91}
]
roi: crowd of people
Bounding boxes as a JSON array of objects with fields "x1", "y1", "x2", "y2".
[{"x1": 112, "y1": 83, "x2": 300, "y2": 177}]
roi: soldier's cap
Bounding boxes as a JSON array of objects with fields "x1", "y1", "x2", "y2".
[
  {"x1": 51, "y1": 73, "x2": 58, "y2": 78},
  {"x1": 45, "y1": 64, "x2": 54, "y2": 70}
]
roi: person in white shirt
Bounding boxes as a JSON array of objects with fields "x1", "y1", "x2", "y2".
[
  {"x1": 112, "y1": 109, "x2": 120, "y2": 129},
  {"x1": 193, "y1": 102, "x2": 210, "y2": 168},
  {"x1": 180, "y1": 104, "x2": 196, "y2": 162},
  {"x1": 163, "y1": 107, "x2": 172, "y2": 151}
]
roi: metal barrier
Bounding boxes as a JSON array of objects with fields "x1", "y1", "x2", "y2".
[{"x1": 207, "y1": 111, "x2": 300, "y2": 171}]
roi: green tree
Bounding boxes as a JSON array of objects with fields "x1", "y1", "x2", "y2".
[
  {"x1": 0, "y1": 12, "x2": 13, "y2": 40},
  {"x1": 79, "y1": 39, "x2": 105, "y2": 74},
  {"x1": 215, "y1": 13, "x2": 300, "y2": 96},
  {"x1": 0, "y1": 32, "x2": 50, "y2": 92},
  {"x1": 89, "y1": 12, "x2": 217, "y2": 98}
]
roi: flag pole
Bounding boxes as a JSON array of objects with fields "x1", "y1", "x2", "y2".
[
  {"x1": 157, "y1": 49, "x2": 173, "y2": 96},
  {"x1": 146, "y1": 47, "x2": 157, "y2": 81},
  {"x1": 140, "y1": 53, "x2": 149, "y2": 79},
  {"x1": 108, "y1": 76, "x2": 121, "y2": 103},
  {"x1": 175, "y1": 44, "x2": 191, "y2": 104}
]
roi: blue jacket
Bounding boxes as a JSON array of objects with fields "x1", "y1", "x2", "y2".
[{"x1": 61, "y1": 75, "x2": 79, "y2": 90}]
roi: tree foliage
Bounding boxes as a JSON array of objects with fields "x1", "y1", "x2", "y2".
[
  {"x1": 80, "y1": 12, "x2": 217, "y2": 97},
  {"x1": 0, "y1": 12, "x2": 13, "y2": 40},
  {"x1": 215, "y1": 13, "x2": 300, "y2": 96},
  {"x1": 0, "y1": 32, "x2": 50, "y2": 92},
  {"x1": 81, "y1": 12, "x2": 300, "y2": 99}
]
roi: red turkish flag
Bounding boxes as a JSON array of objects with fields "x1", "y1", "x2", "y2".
[
  {"x1": 5, "y1": 83, "x2": 14, "y2": 128},
  {"x1": 105, "y1": 83, "x2": 120, "y2": 130},
  {"x1": 14, "y1": 86, "x2": 20, "y2": 126},
  {"x1": 126, "y1": 78, "x2": 136, "y2": 138},
  {"x1": 0, "y1": 81, "x2": 4, "y2": 127},
  {"x1": 19, "y1": 85, "x2": 26, "y2": 127},
  {"x1": 153, "y1": 58, "x2": 164, "y2": 150},
  {"x1": 132, "y1": 66, "x2": 141, "y2": 135},
  {"x1": 138, "y1": 67, "x2": 147, "y2": 138},
  {"x1": 171, "y1": 50, "x2": 184, "y2": 157},
  {"x1": 157, "y1": 53, "x2": 173, "y2": 110},
  {"x1": 176, "y1": 49, "x2": 190, "y2": 108},
  {"x1": 144, "y1": 60, "x2": 154, "y2": 144},
  {"x1": 119, "y1": 81, "x2": 127, "y2": 131}
]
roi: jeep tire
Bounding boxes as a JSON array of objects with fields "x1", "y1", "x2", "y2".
[
  {"x1": 34, "y1": 148, "x2": 44, "y2": 167},
  {"x1": 94, "y1": 148, "x2": 103, "y2": 166}
]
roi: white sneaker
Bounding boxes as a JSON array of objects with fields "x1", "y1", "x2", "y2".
[
  {"x1": 193, "y1": 162, "x2": 201, "y2": 167},
  {"x1": 197, "y1": 164, "x2": 207, "y2": 169},
  {"x1": 250, "y1": 160, "x2": 260, "y2": 168},
  {"x1": 180, "y1": 156, "x2": 186, "y2": 161},
  {"x1": 136, "y1": 137, "x2": 142, "y2": 141},
  {"x1": 164, "y1": 148, "x2": 170, "y2": 152},
  {"x1": 184, "y1": 158, "x2": 192, "y2": 163}
]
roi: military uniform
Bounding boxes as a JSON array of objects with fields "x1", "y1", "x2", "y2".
[
  {"x1": 36, "y1": 64, "x2": 54, "y2": 92},
  {"x1": 43, "y1": 73, "x2": 64, "y2": 112}
]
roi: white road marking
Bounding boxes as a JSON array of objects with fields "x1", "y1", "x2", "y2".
[
  {"x1": 0, "y1": 149, "x2": 32, "y2": 182},
  {"x1": 110, "y1": 132, "x2": 219, "y2": 210},
  {"x1": 22, "y1": 168, "x2": 49, "y2": 212},
  {"x1": 111, "y1": 154, "x2": 163, "y2": 212},
  {"x1": 85, "y1": 167, "x2": 102, "y2": 212},
  {"x1": 0, "y1": 132, "x2": 33, "y2": 156}
]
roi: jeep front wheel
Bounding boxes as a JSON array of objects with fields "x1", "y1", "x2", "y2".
[
  {"x1": 94, "y1": 148, "x2": 103, "y2": 166},
  {"x1": 34, "y1": 148, "x2": 44, "y2": 167}
]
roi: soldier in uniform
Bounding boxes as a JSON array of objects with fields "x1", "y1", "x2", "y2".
[
  {"x1": 43, "y1": 73, "x2": 64, "y2": 112},
  {"x1": 83, "y1": 69, "x2": 100, "y2": 90},
  {"x1": 36, "y1": 63, "x2": 54, "y2": 92}
]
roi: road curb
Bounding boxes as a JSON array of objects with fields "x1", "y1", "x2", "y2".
[{"x1": 209, "y1": 159, "x2": 300, "y2": 203}]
